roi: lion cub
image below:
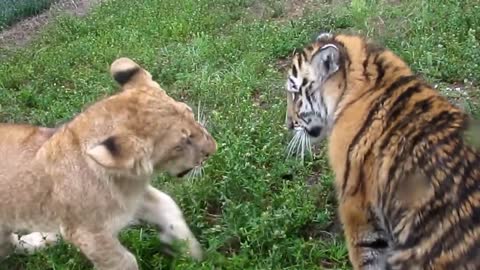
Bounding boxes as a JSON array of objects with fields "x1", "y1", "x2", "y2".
[{"x1": 0, "y1": 58, "x2": 217, "y2": 270}]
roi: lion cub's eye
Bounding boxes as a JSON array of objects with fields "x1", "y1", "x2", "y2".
[{"x1": 175, "y1": 136, "x2": 192, "y2": 151}]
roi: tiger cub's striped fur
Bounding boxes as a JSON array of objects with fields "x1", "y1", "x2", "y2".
[{"x1": 285, "y1": 32, "x2": 480, "y2": 269}]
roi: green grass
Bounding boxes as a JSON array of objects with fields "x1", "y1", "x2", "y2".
[
  {"x1": 0, "y1": 0, "x2": 479, "y2": 269},
  {"x1": 0, "y1": 0, "x2": 56, "y2": 30}
]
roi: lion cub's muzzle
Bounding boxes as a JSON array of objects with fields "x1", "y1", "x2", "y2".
[{"x1": 178, "y1": 131, "x2": 217, "y2": 178}]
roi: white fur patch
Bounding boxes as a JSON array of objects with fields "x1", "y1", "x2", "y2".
[
  {"x1": 287, "y1": 75, "x2": 302, "y2": 93},
  {"x1": 320, "y1": 44, "x2": 338, "y2": 51},
  {"x1": 10, "y1": 232, "x2": 60, "y2": 254},
  {"x1": 138, "y1": 187, "x2": 203, "y2": 260}
]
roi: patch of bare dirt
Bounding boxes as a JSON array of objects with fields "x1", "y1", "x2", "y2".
[
  {"x1": 204, "y1": 199, "x2": 223, "y2": 226},
  {"x1": 0, "y1": 0, "x2": 101, "y2": 49},
  {"x1": 306, "y1": 169, "x2": 322, "y2": 187},
  {"x1": 217, "y1": 235, "x2": 242, "y2": 256},
  {"x1": 298, "y1": 215, "x2": 343, "y2": 241},
  {"x1": 284, "y1": 0, "x2": 325, "y2": 19},
  {"x1": 245, "y1": 0, "x2": 348, "y2": 22},
  {"x1": 276, "y1": 57, "x2": 290, "y2": 72}
]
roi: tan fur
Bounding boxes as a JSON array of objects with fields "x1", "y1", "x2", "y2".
[
  {"x1": 0, "y1": 58, "x2": 216, "y2": 270},
  {"x1": 285, "y1": 33, "x2": 480, "y2": 269}
]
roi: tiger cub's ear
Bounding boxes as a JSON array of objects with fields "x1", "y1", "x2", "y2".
[
  {"x1": 86, "y1": 135, "x2": 147, "y2": 172},
  {"x1": 311, "y1": 44, "x2": 340, "y2": 80}
]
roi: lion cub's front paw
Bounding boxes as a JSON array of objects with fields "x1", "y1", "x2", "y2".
[
  {"x1": 159, "y1": 232, "x2": 203, "y2": 261},
  {"x1": 187, "y1": 238, "x2": 203, "y2": 261}
]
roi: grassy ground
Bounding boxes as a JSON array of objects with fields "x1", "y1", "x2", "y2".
[
  {"x1": 0, "y1": 0, "x2": 479, "y2": 269},
  {"x1": 0, "y1": 0, "x2": 56, "y2": 30}
]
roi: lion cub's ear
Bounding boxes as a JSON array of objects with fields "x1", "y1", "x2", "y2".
[
  {"x1": 86, "y1": 135, "x2": 138, "y2": 170},
  {"x1": 110, "y1": 57, "x2": 158, "y2": 89}
]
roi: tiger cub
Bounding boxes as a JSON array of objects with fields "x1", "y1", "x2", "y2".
[{"x1": 285, "y1": 32, "x2": 480, "y2": 269}]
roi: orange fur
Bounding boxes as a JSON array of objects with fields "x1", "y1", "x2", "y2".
[{"x1": 285, "y1": 33, "x2": 480, "y2": 269}]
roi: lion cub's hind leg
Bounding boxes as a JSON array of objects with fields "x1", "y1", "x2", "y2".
[
  {"x1": 62, "y1": 227, "x2": 138, "y2": 270},
  {"x1": 0, "y1": 229, "x2": 13, "y2": 258}
]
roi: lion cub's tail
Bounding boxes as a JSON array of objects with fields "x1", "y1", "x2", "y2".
[{"x1": 110, "y1": 57, "x2": 152, "y2": 87}]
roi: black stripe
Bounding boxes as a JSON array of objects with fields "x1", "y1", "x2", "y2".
[
  {"x1": 305, "y1": 93, "x2": 314, "y2": 111},
  {"x1": 383, "y1": 163, "x2": 408, "y2": 218},
  {"x1": 298, "y1": 52, "x2": 303, "y2": 68},
  {"x1": 303, "y1": 83, "x2": 314, "y2": 111},
  {"x1": 417, "y1": 131, "x2": 463, "y2": 168},
  {"x1": 333, "y1": 53, "x2": 349, "y2": 121},
  {"x1": 390, "y1": 206, "x2": 409, "y2": 235},
  {"x1": 392, "y1": 66, "x2": 402, "y2": 73},
  {"x1": 379, "y1": 97, "x2": 432, "y2": 153},
  {"x1": 301, "y1": 50, "x2": 307, "y2": 60},
  {"x1": 292, "y1": 65, "x2": 298, "y2": 77},
  {"x1": 396, "y1": 144, "x2": 470, "y2": 250},
  {"x1": 384, "y1": 83, "x2": 422, "y2": 123},
  {"x1": 335, "y1": 40, "x2": 351, "y2": 71},
  {"x1": 357, "y1": 238, "x2": 389, "y2": 249},
  {"x1": 335, "y1": 54, "x2": 403, "y2": 126},
  {"x1": 362, "y1": 43, "x2": 384, "y2": 81},
  {"x1": 422, "y1": 190, "x2": 480, "y2": 267},
  {"x1": 373, "y1": 54, "x2": 385, "y2": 87},
  {"x1": 399, "y1": 142, "x2": 464, "y2": 239},
  {"x1": 333, "y1": 87, "x2": 378, "y2": 126},
  {"x1": 350, "y1": 167, "x2": 366, "y2": 196},
  {"x1": 319, "y1": 95, "x2": 326, "y2": 113},
  {"x1": 342, "y1": 43, "x2": 352, "y2": 71},
  {"x1": 301, "y1": 78, "x2": 308, "y2": 87},
  {"x1": 382, "y1": 110, "x2": 458, "y2": 211},
  {"x1": 410, "y1": 135, "x2": 465, "y2": 205},
  {"x1": 368, "y1": 206, "x2": 389, "y2": 235},
  {"x1": 341, "y1": 75, "x2": 418, "y2": 195},
  {"x1": 396, "y1": 200, "x2": 446, "y2": 250},
  {"x1": 409, "y1": 111, "x2": 462, "y2": 151},
  {"x1": 387, "y1": 111, "x2": 456, "y2": 181},
  {"x1": 443, "y1": 232, "x2": 480, "y2": 269},
  {"x1": 362, "y1": 56, "x2": 370, "y2": 81},
  {"x1": 310, "y1": 87, "x2": 317, "y2": 104},
  {"x1": 334, "y1": 80, "x2": 347, "y2": 113}
]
